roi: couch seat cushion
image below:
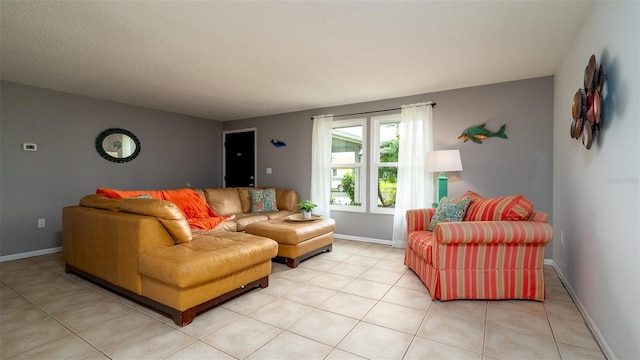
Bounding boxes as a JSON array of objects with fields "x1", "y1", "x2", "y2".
[
  {"x1": 407, "y1": 231, "x2": 433, "y2": 265},
  {"x1": 233, "y1": 213, "x2": 270, "y2": 231},
  {"x1": 139, "y1": 232, "x2": 277, "y2": 288}
]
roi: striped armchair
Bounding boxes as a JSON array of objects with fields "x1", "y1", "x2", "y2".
[{"x1": 404, "y1": 208, "x2": 553, "y2": 301}]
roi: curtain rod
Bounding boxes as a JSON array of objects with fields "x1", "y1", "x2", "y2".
[{"x1": 310, "y1": 102, "x2": 435, "y2": 120}]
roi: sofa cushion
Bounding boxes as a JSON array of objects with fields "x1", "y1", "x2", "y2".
[
  {"x1": 237, "y1": 187, "x2": 252, "y2": 213},
  {"x1": 462, "y1": 191, "x2": 533, "y2": 221},
  {"x1": 120, "y1": 198, "x2": 192, "y2": 244},
  {"x1": 139, "y1": 232, "x2": 278, "y2": 288},
  {"x1": 203, "y1": 188, "x2": 243, "y2": 215},
  {"x1": 275, "y1": 189, "x2": 299, "y2": 211},
  {"x1": 427, "y1": 196, "x2": 472, "y2": 231},
  {"x1": 249, "y1": 188, "x2": 278, "y2": 213},
  {"x1": 187, "y1": 216, "x2": 236, "y2": 231}
]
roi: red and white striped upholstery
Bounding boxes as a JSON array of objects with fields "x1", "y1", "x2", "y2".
[{"x1": 405, "y1": 208, "x2": 553, "y2": 301}]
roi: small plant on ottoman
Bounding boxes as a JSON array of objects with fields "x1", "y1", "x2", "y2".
[{"x1": 298, "y1": 200, "x2": 317, "y2": 219}]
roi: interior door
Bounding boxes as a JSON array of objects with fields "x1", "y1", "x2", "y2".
[{"x1": 224, "y1": 130, "x2": 256, "y2": 187}]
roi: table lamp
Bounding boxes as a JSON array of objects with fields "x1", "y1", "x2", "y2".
[{"x1": 427, "y1": 149, "x2": 463, "y2": 207}]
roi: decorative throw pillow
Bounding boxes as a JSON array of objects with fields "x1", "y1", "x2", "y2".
[
  {"x1": 427, "y1": 196, "x2": 472, "y2": 231},
  {"x1": 249, "y1": 188, "x2": 278, "y2": 213},
  {"x1": 461, "y1": 190, "x2": 533, "y2": 221}
]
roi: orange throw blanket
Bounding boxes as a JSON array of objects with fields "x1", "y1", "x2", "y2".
[{"x1": 96, "y1": 188, "x2": 232, "y2": 230}]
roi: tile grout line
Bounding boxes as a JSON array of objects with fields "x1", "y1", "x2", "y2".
[
  {"x1": 1, "y1": 247, "x2": 606, "y2": 360},
  {"x1": 1, "y1": 260, "x2": 105, "y2": 359}
]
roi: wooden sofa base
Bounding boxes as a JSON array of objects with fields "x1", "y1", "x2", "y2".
[
  {"x1": 65, "y1": 264, "x2": 268, "y2": 327},
  {"x1": 274, "y1": 244, "x2": 332, "y2": 268}
]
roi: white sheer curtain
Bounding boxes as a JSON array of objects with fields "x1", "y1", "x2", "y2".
[
  {"x1": 392, "y1": 103, "x2": 434, "y2": 248},
  {"x1": 310, "y1": 114, "x2": 333, "y2": 218}
]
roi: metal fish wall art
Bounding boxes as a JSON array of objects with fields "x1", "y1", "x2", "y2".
[
  {"x1": 458, "y1": 124, "x2": 508, "y2": 144},
  {"x1": 270, "y1": 139, "x2": 286, "y2": 147}
]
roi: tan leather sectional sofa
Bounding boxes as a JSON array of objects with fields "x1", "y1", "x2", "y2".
[{"x1": 62, "y1": 187, "x2": 299, "y2": 326}]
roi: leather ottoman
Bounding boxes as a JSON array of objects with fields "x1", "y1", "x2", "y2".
[{"x1": 245, "y1": 217, "x2": 335, "y2": 268}]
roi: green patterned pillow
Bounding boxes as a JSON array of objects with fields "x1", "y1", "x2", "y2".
[
  {"x1": 249, "y1": 188, "x2": 278, "y2": 213},
  {"x1": 427, "y1": 196, "x2": 472, "y2": 231}
]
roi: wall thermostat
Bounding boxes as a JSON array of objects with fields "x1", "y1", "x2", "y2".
[{"x1": 23, "y1": 143, "x2": 37, "y2": 151}]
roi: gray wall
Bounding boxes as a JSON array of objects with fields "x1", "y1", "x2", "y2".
[
  {"x1": 224, "y1": 76, "x2": 555, "y2": 257},
  {"x1": 1, "y1": 81, "x2": 223, "y2": 257},
  {"x1": 553, "y1": 2, "x2": 639, "y2": 359}
]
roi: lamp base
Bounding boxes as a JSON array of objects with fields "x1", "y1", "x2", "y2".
[{"x1": 435, "y1": 172, "x2": 449, "y2": 206}]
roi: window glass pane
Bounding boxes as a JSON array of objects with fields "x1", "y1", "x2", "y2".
[
  {"x1": 376, "y1": 166, "x2": 397, "y2": 208},
  {"x1": 330, "y1": 167, "x2": 363, "y2": 206},
  {"x1": 378, "y1": 122, "x2": 399, "y2": 163},
  {"x1": 332, "y1": 126, "x2": 363, "y2": 164}
]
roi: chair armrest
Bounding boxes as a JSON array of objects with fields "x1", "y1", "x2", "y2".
[
  {"x1": 433, "y1": 221, "x2": 553, "y2": 245},
  {"x1": 406, "y1": 208, "x2": 436, "y2": 232}
]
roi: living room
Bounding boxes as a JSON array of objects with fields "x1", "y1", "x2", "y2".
[{"x1": 1, "y1": 1, "x2": 638, "y2": 359}]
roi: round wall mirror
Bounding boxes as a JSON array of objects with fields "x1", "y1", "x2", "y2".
[{"x1": 95, "y1": 128, "x2": 141, "y2": 163}]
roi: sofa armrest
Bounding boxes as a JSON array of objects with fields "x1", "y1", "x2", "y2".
[
  {"x1": 433, "y1": 221, "x2": 553, "y2": 245},
  {"x1": 529, "y1": 211, "x2": 548, "y2": 223},
  {"x1": 406, "y1": 208, "x2": 436, "y2": 232}
]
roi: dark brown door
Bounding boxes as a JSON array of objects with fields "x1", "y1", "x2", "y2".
[{"x1": 224, "y1": 130, "x2": 256, "y2": 187}]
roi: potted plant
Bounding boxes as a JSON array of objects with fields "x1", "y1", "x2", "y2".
[{"x1": 298, "y1": 200, "x2": 317, "y2": 219}]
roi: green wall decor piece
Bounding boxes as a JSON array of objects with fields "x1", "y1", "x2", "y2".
[{"x1": 458, "y1": 124, "x2": 507, "y2": 144}]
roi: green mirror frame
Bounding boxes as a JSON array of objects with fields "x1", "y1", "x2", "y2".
[{"x1": 95, "y1": 128, "x2": 141, "y2": 163}]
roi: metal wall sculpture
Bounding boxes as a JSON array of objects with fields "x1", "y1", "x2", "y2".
[{"x1": 571, "y1": 55, "x2": 605, "y2": 149}]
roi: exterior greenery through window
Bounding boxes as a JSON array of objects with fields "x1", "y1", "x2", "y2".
[
  {"x1": 330, "y1": 114, "x2": 400, "y2": 214},
  {"x1": 373, "y1": 115, "x2": 399, "y2": 212},
  {"x1": 330, "y1": 120, "x2": 365, "y2": 210}
]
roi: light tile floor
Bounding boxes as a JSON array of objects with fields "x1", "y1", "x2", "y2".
[{"x1": 0, "y1": 239, "x2": 606, "y2": 360}]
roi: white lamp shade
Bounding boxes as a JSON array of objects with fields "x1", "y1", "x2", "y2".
[{"x1": 427, "y1": 150, "x2": 463, "y2": 172}]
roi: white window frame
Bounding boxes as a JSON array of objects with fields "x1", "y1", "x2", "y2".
[
  {"x1": 330, "y1": 118, "x2": 366, "y2": 213},
  {"x1": 370, "y1": 114, "x2": 401, "y2": 214}
]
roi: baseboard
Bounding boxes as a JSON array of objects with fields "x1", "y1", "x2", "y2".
[
  {"x1": 549, "y1": 260, "x2": 616, "y2": 360},
  {"x1": 0, "y1": 247, "x2": 62, "y2": 262},
  {"x1": 544, "y1": 258, "x2": 553, "y2": 265},
  {"x1": 334, "y1": 234, "x2": 393, "y2": 246}
]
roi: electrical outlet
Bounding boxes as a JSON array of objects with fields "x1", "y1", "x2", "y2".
[
  {"x1": 266, "y1": 168, "x2": 272, "y2": 174},
  {"x1": 38, "y1": 218, "x2": 45, "y2": 228}
]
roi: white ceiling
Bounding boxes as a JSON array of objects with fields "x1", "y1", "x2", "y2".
[{"x1": 1, "y1": 1, "x2": 590, "y2": 121}]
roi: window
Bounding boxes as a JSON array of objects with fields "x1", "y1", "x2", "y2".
[
  {"x1": 330, "y1": 119, "x2": 366, "y2": 211},
  {"x1": 371, "y1": 115, "x2": 400, "y2": 214},
  {"x1": 329, "y1": 114, "x2": 401, "y2": 214}
]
